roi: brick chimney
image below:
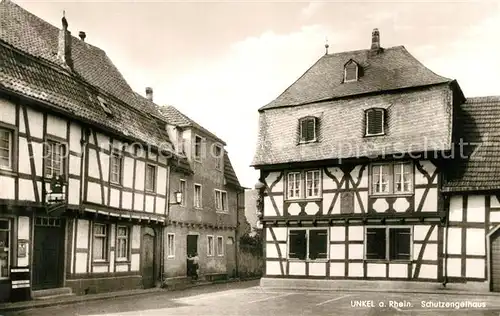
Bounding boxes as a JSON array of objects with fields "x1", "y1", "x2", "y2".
[
  {"x1": 370, "y1": 28, "x2": 381, "y2": 56},
  {"x1": 58, "y1": 13, "x2": 73, "y2": 69},
  {"x1": 145, "y1": 87, "x2": 153, "y2": 101}
]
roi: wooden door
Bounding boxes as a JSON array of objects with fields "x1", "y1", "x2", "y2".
[
  {"x1": 491, "y1": 230, "x2": 500, "y2": 292},
  {"x1": 32, "y1": 217, "x2": 64, "y2": 290},
  {"x1": 226, "y1": 237, "x2": 236, "y2": 278},
  {"x1": 141, "y1": 229, "x2": 156, "y2": 289}
]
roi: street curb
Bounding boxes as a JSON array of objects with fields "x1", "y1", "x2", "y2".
[
  {"x1": 0, "y1": 278, "x2": 261, "y2": 313},
  {"x1": 261, "y1": 286, "x2": 500, "y2": 297}
]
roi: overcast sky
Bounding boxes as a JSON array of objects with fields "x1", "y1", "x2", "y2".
[{"x1": 16, "y1": 0, "x2": 500, "y2": 188}]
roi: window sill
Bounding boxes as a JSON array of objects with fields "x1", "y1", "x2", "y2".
[
  {"x1": 364, "y1": 259, "x2": 412, "y2": 264},
  {"x1": 216, "y1": 210, "x2": 229, "y2": 214},
  {"x1": 297, "y1": 140, "x2": 318, "y2": 145},
  {"x1": 364, "y1": 133, "x2": 386, "y2": 138},
  {"x1": 369, "y1": 193, "x2": 414, "y2": 198},
  {"x1": 115, "y1": 259, "x2": 130, "y2": 263},
  {"x1": 194, "y1": 207, "x2": 203, "y2": 211},
  {"x1": 285, "y1": 197, "x2": 322, "y2": 203},
  {"x1": 167, "y1": 256, "x2": 175, "y2": 260},
  {"x1": 287, "y1": 258, "x2": 328, "y2": 263},
  {"x1": 92, "y1": 260, "x2": 110, "y2": 265}
]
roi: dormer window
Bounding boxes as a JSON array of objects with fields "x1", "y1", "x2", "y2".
[
  {"x1": 344, "y1": 60, "x2": 358, "y2": 83},
  {"x1": 97, "y1": 96, "x2": 113, "y2": 116},
  {"x1": 365, "y1": 108, "x2": 385, "y2": 136},
  {"x1": 299, "y1": 117, "x2": 317, "y2": 143}
]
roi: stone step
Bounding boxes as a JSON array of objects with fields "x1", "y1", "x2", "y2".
[{"x1": 32, "y1": 287, "x2": 73, "y2": 300}]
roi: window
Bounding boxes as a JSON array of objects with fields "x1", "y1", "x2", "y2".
[
  {"x1": 344, "y1": 60, "x2": 358, "y2": 82},
  {"x1": 167, "y1": 233, "x2": 175, "y2": 259},
  {"x1": 366, "y1": 227, "x2": 411, "y2": 261},
  {"x1": 286, "y1": 170, "x2": 322, "y2": 200},
  {"x1": 287, "y1": 172, "x2": 302, "y2": 199},
  {"x1": 371, "y1": 162, "x2": 413, "y2": 195},
  {"x1": 145, "y1": 164, "x2": 156, "y2": 192},
  {"x1": 93, "y1": 224, "x2": 108, "y2": 261},
  {"x1": 288, "y1": 229, "x2": 327, "y2": 260},
  {"x1": 0, "y1": 219, "x2": 11, "y2": 279},
  {"x1": 306, "y1": 170, "x2": 321, "y2": 198},
  {"x1": 116, "y1": 226, "x2": 129, "y2": 261},
  {"x1": 207, "y1": 235, "x2": 214, "y2": 256},
  {"x1": 176, "y1": 129, "x2": 185, "y2": 155},
  {"x1": 299, "y1": 117, "x2": 316, "y2": 142},
  {"x1": 194, "y1": 184, "x2": 202, "y2": 208},
  {"x1": 179, "y1": 180, "x2": 186, "y2": 206},
  {"x1": 194, "y1": 135, "x2": 203, "y2": 161},
  {"x1": 110, "y1": 154, "x2": 122, "y2": 184},
  {"x1": 217, "y1": 236, "x2": 224, "y2": 256},
  {"x1": 215, "y1": 190, "x2": 228, "y2": 212},
  {"x1": 365, "y1": 108, "x2": 385, "y2": 136},
  {"x1": 214, "y1": 145, "x2": 223, "y2": 170},
  {"x1": 45, "y1": 140, "x2": 65, "y2": 178},
  {"x1": 0, "y1": 128, "x2": 12, "y2": 170}
]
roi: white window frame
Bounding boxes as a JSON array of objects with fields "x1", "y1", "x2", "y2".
[
  {"x1": 365, "y1": 108, "x2": 385, "y2": 136},
  {"x1": 364, "y1": 226, "x2": 413, "y2": 262},
  {"x1": 167, "y1": 233, "x2": 175, "y2": 259},
  {"x1": 194, "y1": 135, "x2": 203, "y2": 162},
  {"x1": 305, "y1": 170, "x2": 321, "y2": 198},
  {"x1": 145, "y1": 164, "x2": 156, "y2": 192},
  {"x1": 287, "y1": 172, "x2": 302, "y2": 200},
  {"x1": 216, "y1": 236, "x2": 224, "y2": 256},
  {"x1": 370, "y1": 162, "x2": 413, "y2": 196},
  {"x1": 194, "y1": 183, "x2": 202, "y2": 209},
  {"x1": 0, "y1": 128, "x2": 13, "y2": 170},
  {"x1": 215, "y1": 189, "x2": 228, "y2": 212},
  {"x1": 0, "y1": 218, "x2": 11, "y2": 280},
  {"x1": 207, "y1": 235, "x2": 214, "y2": 256},
  {"x1": 110, "y1": 154, "x2": 122, "y2": 184},
  {"x1": 299, "y1": 117, "x2": 317, "y2": 143},
  {"x1": 179, "y1": 179, "x2": 186, "y2": 206},
  {"x1": 45, "y1": 140, "x2": 65, "y2": 179},
  {"x1": 115, "y1": 225, "x2": 129, "y2": 261},
  {"x1": 221, "y1": 191, "x2": 228, "y2": 211},
  {"x1": 287, "y1": 227, "x2": 329, "y2": 261},
  {"x1": 93, "y1": 223, "x2": 108, "y2": 262},
  {"x1": 286, "y1": 170, "x2": 322, "y2": 200},
  {"x1": 344, "y1": 61, "x2": 358, "y2": 83},
  {"x1": 214, "y1": 145, "x2": 223, "y2": 170}
]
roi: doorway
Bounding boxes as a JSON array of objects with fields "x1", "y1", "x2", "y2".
[
  {"x1": 141, "y1": 227, "x2": 156, "y2": 289},
  {"x1": 186, "y1": 234, "x2": 198, "y2": 277},
  {"x1": 226, "y1": 237, "x2": 236, "y2": 278},
  {"x1": 491, "y1": 228, "x2": 500, "y2": 292},
  {"x1": 32, "y1": 217, "x2": 64, "y2": 290}
]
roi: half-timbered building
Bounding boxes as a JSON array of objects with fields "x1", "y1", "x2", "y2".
[
  {"x1": 252, "y1": 28, "x2": 500, "y2": 292},
  {"x1": 0, "y1": 0, "x2": 178, "y2": 301}
]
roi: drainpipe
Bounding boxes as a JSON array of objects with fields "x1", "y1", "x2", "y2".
[
  {"x1": 235, "y1": 190, "x2": 241, "y2": 279},
  {"x1": 160, "y1": 164, "x2": 171, "y2": 286}
]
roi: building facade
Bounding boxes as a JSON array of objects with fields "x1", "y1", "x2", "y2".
[
  {"x1": 0, "y1": 0, "x2": 197, "y2": 301},
  {"x1": 252, "y1": 29, "x2": 500, "y2": 292},
  {"x1": 156, "y1": 105, "x2": 244, "y2": 284}
]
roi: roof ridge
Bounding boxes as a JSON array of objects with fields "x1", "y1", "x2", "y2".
[
  {"x1": 323, "y1": 45, "x2": 403, "y2": 58},
  {"x1": 466, "y1": 95, "x2": 500, "y2": 103}
]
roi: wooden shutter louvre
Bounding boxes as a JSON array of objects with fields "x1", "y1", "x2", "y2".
[
  {"x1": 389, "y1": 228, "x2": 411, "y2": 260},
  {"x1": 366, "y1": 228, "x2": 386, "y2": 259},
  {"x1": 289, "y1": 230, "x2": 307, "y2": 260},
  {"x1": 367, "y1": 109, "x2": 384, "y2": 135},
  {"x1": 306, "y1": 118, "x2": 315, "y2": 141},
  {"x1": 309, "y1": 230, "x2": 327, "y2": 260},
  {"x1": 300, "y1": 119, "x2": 308, "y2": 142}
]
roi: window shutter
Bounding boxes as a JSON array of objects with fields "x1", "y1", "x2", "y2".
[
  {"x1": 306, "y1": 119, "x2": 315, "y2": 141},
  {"x1": 366, "y1": 228, "x2": 386, "y2": 259},
  {"x1": 309, "y1": 230, "x2": 327, "y2": 259},
  {"x1": 289, "y1": 230, "x2": 307, "y2": 260},
  {"x1": 389, "y1": 228, "x2": 411, "y2": 260},
  {"x1": 367, "y1": 109, "x2": 384, "y2": 135}
]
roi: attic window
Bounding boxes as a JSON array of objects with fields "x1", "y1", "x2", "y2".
[
  {"x1": 365, "y1": 108, "x2": 385, "y2": 136},
  {"x1": 299, "y1": 117, "x2": 317, "y2": 143},
  {"x1": 97, "y1": 96, "x2": 113, "y2": 116},
  {"x1": 344, "y1": 60, "x2": 358, "y2": 83}
]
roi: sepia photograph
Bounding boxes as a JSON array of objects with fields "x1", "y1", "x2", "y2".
[{"x1": 1, "y1": 0, "x2": 500, "y2": 315}]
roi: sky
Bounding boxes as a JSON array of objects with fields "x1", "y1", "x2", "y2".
[{"x1": 15, "y1": 0, "x2": 500, "y2": 189}]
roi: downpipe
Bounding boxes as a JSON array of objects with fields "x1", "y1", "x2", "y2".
[{"x1": 442, "y1": 196, "x2": 450, "y2": 287}]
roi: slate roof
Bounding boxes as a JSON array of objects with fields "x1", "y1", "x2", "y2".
[
  {"x1": 224, "y1": 152, "x2": 242, "y2": 189},
  {"x1": 0, "y1": 0, "x2": 174, "y2": 152},
  {"x1": 443, "y1": 96, "x2": 500, "y2": 192},
  {"x1": 158, "y1": 105, "x2": 226, "y2": 145},
  {"x1": 252, "y1": 84, "x2": 454, "y2": 166},
  {"x1": 261, "y1": 46, "x2": 451, "y2": 110}
]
